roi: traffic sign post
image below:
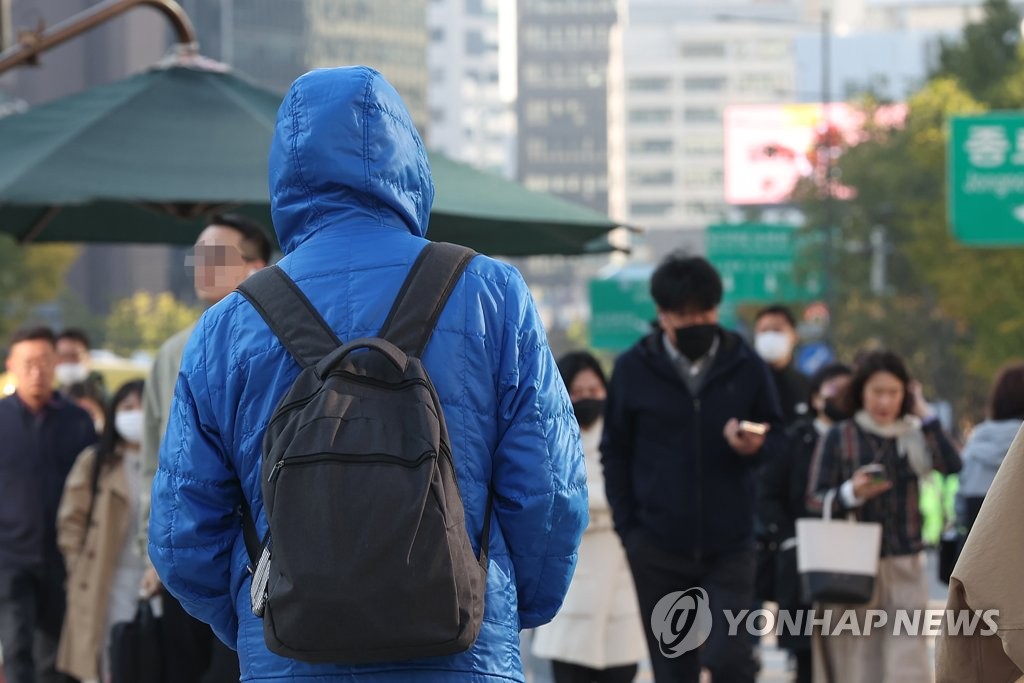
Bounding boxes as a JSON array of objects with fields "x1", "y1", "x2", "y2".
[
  {"x1": 705, "y1": 223, "x2": 823, "y2": 304},
  {"x1": 948, "y1": 114, "x2": 1024, "y2": 246}
]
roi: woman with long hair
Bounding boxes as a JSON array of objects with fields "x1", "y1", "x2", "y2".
[
  {"x1": 56, "y1": 379, "x2": 146, "y2": 682},
  {"x1": 807, "y1": 350, "x2": 961, "y2": 683}
]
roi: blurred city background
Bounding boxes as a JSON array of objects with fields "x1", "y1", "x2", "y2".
[{"x1": 1, "y1": 0, "x2": 1023, "y2": 429}]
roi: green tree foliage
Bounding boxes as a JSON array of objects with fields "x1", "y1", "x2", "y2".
[
  {"x1": 104, "y1": 292, "x2": 202, "y2": 356},
  {"x1": 0, "y1": 237, "x2": 79, "y2": 345},
  {"x1": 797, "y1": 0, "x2": 1024, "y2": 421}
]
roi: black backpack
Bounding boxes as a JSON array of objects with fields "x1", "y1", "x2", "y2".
[{"x1": 237, "y1": 242, "x2": 492, "y2": 664}]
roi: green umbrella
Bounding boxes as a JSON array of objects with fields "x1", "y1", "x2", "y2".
[{"x1": 0, "y1": 60, "x2": 622, "y2": 255}]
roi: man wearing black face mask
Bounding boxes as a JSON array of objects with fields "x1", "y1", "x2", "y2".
[{"x1": 601, "y1": 253, "x2": 784, "y2": 683}]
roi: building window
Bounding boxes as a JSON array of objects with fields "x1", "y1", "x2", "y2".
[
  {"x1": 526, "y1": 101, "x2": 549, "y2": 125},
  {"x1": 628, "y1": 76, "x2": 670, "y2": 92},
  {"x1": 629, "y1": 169, "x2": 675, "y2": 186},
  {"x1": 630, "y1": 201, "x2": 674, "y2": 217},
  {"x1": 683, "y1": 107, "x2": 720, "y2": 123},
  {"x1": 682, "y1": 138, "x2": 723, "y2": 156},
  {"x1": 680, "y1": 41, "x2": 726, "y2": 58},
  {"x1": 466, "y1": 29, "x2": 488, "y2": 55},
  {"x1": 629, "y1": 138, "x2": 674, "y2": 154},
  {"x1": 629, "y1": 108, "x2": 672, "y2": 124},
  {"x1": 430, "y1": 108, "x2": 446, "y2": 124},
  {"x1": 430, "y1": 27, "x2": 445, "y2": 42},
  {"x1": 683, "y1": 76, "x2": 727, "y2": 92}
]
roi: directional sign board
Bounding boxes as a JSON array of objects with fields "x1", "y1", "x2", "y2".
[
  {"x1": 589, "y1": 269, "x2": 656, "y2": 351},
  {"x1": 948, "y1": 114, "x2": 1024, "y2": 245},
  {"x1": 705, "y1": 223, "x2": 822, "y2": 303}
]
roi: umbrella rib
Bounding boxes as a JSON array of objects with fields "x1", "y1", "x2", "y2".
[{"x1": 20, "y1": 206, "x2": 61, "y2": 243}]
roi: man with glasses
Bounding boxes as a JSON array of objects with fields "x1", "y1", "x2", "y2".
[{"x1": 138, "y1": 214, "x2": 271, "y2": 681}]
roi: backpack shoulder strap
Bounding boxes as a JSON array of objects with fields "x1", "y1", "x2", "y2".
[
  {"x1": 236, "y1": 266, "x2": 342, "y2": 368},
  {"x1": 379, "y1": 242, "x2": 477, "y2": 357}
]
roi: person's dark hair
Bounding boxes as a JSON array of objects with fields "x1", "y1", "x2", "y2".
[
  {"x1": 842, "y1": 350, "x2": 915, "y2": 417},
  {"x1": 210, "y1": 213, "x2": 273, "y2": 264},
  {"x1": 650, "y1": 253, "x2": 723, "y2": 313},
  {"x1": 56, "y1": 328, "x2": 91, "y2": 349},
  {"x1": 9, "y1": 326, "x2": 56, "y2": 348},
  {"x1": 66, "y1": 381, "x2": 103, "y2": 404},
  {"x1": 754, "y1": 304, "x2": 797, "y2": 330},
  {"x1": 988, "y1": 362, "x2": 1024, "y2": 421},
  {"x1": 557, "y1": 351, "x2": 607, "y2": 392},
  {"x1": 809, "y1": 362, "x2": 852, "y2": 397},
  {"x1": 85, "y1": 379, "x2": 144, "y2": 537}
]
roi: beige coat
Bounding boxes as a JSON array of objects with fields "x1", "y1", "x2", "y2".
[
  {"x1": 936, "y1": 425, "x2": 1024, "y2": 683},
  {"x1": 56, "y1": 446, "x2": 134, "y2": 681},
  {"x1": 532, "y1": 420, "x2": 647, "y2": 669}
]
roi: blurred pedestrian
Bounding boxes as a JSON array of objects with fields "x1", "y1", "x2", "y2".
[
  {"x1": 137, "y1": 213, "x2": 272, "y2": 683},
  {"x1": 55, "y1": 380, "x2": 146, "y2": 683},
  {"x1": 751, "y1": 305, "x2": 811, "y2": 606},
  {"x1": 0, "y1": 326, "x2": 97, "y2": 683},
  {"x1": 533, "y1": 352, "x2": 646, "y2": 683},
  {"x1": 54, "y1": 329, "x2": 105, "y2": 402},
  {"x1": 759, "y1": 362, "x2": 851, "y2": 683},
  {"x1": 602, "y1": 253, "x2": 784, "y2": 683},
  {"x1": 807, "y1": 349, "x2": 961, "y2": 683},
  {"x1": 752, "y1": 305, "x2": 810, "y2": 424},
  {"x1": 148, "y1": 66, "x2": 586, "y2": 681},
  {"x1": 956, "y1": 361, "x2": 1024, "y2": 535}
]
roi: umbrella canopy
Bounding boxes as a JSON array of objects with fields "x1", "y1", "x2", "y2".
[{"x1": 0, "y1": 60, "x2": 622, "y2": 255}]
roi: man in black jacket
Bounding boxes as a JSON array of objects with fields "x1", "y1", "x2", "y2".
[
  {"x1": 601, "y1": 254, "x2": 784, "y2": 683},
  {"x1": 0, "y1": 327, "x2": 96, "y2": 683}
]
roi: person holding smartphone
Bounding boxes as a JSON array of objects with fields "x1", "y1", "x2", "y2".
[
  {"x1": 807, "y1": 350, "x2": 961, "y2": 683},
  {"x1": 602, "y1": 253, "x2": 784, "y2": 683}
]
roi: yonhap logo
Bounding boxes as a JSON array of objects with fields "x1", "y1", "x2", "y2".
[{"x1": 651, "y1": 587, "x2": 713, "y2": 658}]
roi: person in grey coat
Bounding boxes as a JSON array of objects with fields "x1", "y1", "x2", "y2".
[{"x1": 957, "y1": 362, "x2": 1024, "y2": 533}]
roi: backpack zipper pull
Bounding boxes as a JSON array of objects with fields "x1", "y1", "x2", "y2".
[{"x1": 268, "y1": 460, "x2": 286, "y2": 482}]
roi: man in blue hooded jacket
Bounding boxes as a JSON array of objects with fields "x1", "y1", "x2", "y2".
[{"x1": 148, "y1": 66, "x2": 588, "y2": 682}]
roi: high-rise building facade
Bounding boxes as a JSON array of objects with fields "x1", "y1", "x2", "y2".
[
  {"x1": 608, "y1": 1, "x2": 800, "y2": 252},
  {"x1": 427, "y1": 0, "x2": 516, "y2": 177},
  {"x1": 516, "y1": 0, "x2": 618, "y2": 213}
]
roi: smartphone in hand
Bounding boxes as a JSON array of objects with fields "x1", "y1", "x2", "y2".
[
  {"x1": 861, "y1": 463, "x2": 888, "y2": 483},
  {"x1": 738, "y1": 420, "x2": 768, "y2": 436}
]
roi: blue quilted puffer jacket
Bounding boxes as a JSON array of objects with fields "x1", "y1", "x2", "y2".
[{"x1": 149, "y1": 66, "x2": 588, "y2": 682}]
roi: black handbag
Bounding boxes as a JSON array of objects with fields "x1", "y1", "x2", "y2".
[{"x1": 109, "y1": 599, "x2": 165, "y2": 683}]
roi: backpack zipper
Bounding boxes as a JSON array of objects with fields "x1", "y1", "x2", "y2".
[
  {"x1": 267, "y1": 374, "x2": 432, "y2": 430},
  {"x1": 268, "y1": 450, "x2": 435, "y2": 482}
]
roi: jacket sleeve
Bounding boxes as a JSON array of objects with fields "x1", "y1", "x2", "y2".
[
  {"x1": 738, "y1": 358, "x2": 786, "y2": 466},
  {"x1": 759, "y1": 430, "x2": 796, "y2": 540},
  {"x1": 57, "y1": 447, "x2": 96, "y2": 570},
  {"x1": 492, "y1": 270, "x2": 588, "y2": 630},
  {"x1": 600, "y1": 355, "x2": 637, "y2": 540},
  {"x1": 148, "y1": 323, "x2": 243, "y2": 648},
  {"x1": 924, "y1": 420, "x2": 962, "y2": 476}
]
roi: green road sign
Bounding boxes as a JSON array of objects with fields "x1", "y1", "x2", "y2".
[
  {"x1": 589, "y1": 274, "x2": 655, "y2": 351},
  {"x1": 705, "y1": 223, "x2": 822, "y2": 303},
  {"x1": 948, "y1": 114, "x2": 1024, "y2": 245}
]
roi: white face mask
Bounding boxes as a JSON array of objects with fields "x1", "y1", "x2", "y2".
[
  {"x1": 114, "y1": 409, "x2": 144, "y2": 445},
  {"x1": 55, "y1": 362, "x2": 89, "y2": 386},
  {"x1": 754, "y1": 331, "x2": 793, "y2": 364}
]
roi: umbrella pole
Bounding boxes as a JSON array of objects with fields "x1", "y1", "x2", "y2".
[
  {"x1": 0, "y1": 0, "x2": 197, "y2": 75},
  {"x1": 19, "y1": 207, "x2": 61, "y2": 243}
]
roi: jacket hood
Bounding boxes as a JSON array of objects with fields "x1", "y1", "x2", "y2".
[{"x1": 268, "y1": 66, "x2": 434, "y2": 254}]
